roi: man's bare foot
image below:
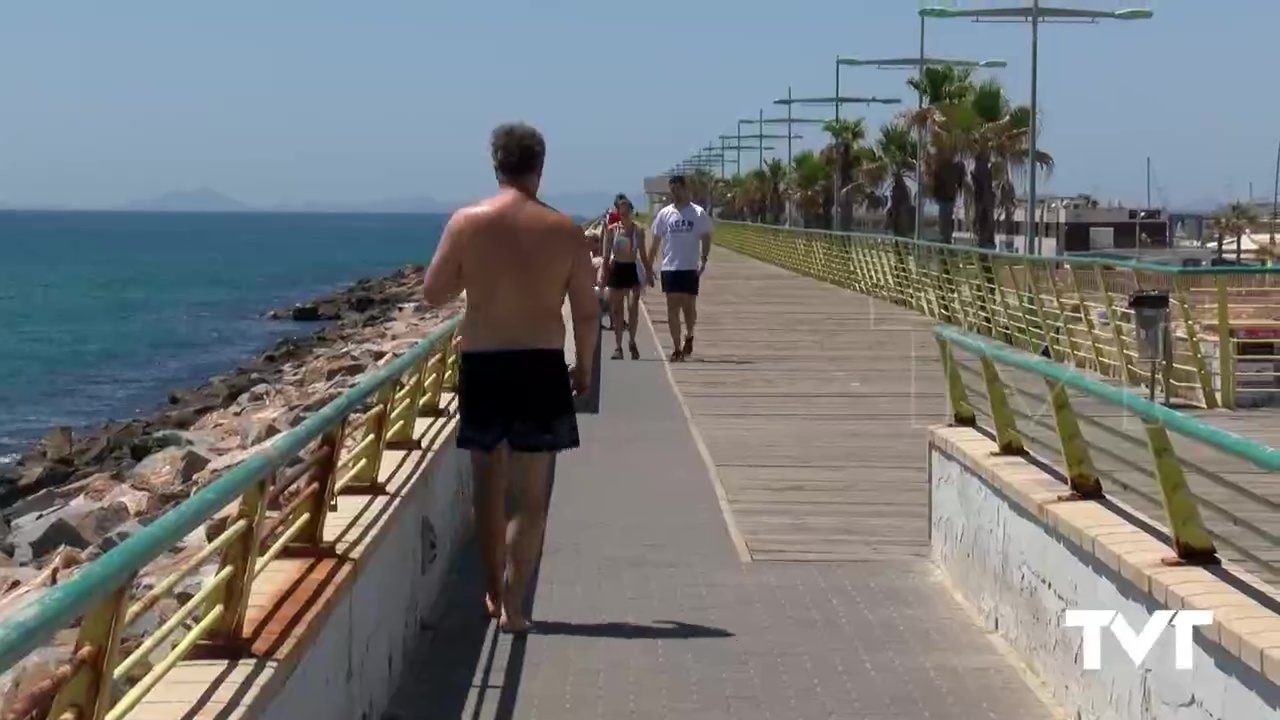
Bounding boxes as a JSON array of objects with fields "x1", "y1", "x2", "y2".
[
  {"x1": 484, "y1": 593, "x2": 501, "y2": 619},
  {"x1": 499, "y1": 611, "x2": 532, "y2": 634}
]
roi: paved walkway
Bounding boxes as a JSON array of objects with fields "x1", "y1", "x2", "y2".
[{"x1": 383, "y1": 250, "x2": 1058, "y2": 719}]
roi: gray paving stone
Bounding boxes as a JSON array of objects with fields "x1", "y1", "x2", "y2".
[{"x1": 382, "y1": 317, "x2": 1058, "y2": 720}]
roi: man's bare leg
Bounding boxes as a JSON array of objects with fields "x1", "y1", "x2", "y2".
[
  {"x1": 680, "y1": 296, "x2": 697, "y2": 356},
  {"x1": 471, "y1": 448, "x2": 508, "y2": 618},
  {"x1": 500, "y1": 450, "x2": 553, "y2": 633},
  {"x1": 665, "y1": 293, "x2": 683, "y2": 360}
]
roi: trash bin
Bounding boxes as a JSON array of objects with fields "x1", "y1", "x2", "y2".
[{"x1": 1127, "y1": 290, "x2": 1171, "y2": 403}]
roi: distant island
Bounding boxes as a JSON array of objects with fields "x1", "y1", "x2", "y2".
[{"x1": 9, "y1": 187, "x2": 622, "y2": 218}]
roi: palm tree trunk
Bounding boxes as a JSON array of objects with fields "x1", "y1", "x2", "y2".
[
  {"x1": 971, "y1": 156, "x2": 997, "y2": 249},
  {"x1": 938, "y1": 201, "x2": 956, "y2": 245}
]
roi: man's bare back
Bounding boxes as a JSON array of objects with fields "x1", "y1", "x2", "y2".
[
  {"x1": 420, "y1": 121, "x2": 596, "y2": 635},
  {"x1": 424, "y1": 188, "x2": 598, "y2": 355}
]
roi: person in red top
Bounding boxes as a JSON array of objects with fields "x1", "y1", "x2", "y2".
[{"x1": 605, "y1": 193, "x2": 627, "y2": 226}]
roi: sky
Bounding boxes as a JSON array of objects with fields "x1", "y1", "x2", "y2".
[{"x1": 0, "y1": 0, "x2": 1273, "y2": 211}]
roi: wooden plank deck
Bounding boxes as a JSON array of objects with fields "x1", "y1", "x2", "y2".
[
  {"x1": 642, "y1": 249, "x2": 948, "y2": 562},
  {"x1": 643, "y1": 247, "x2": 1279, "y2": 585}
]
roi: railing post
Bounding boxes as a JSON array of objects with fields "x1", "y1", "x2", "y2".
[
  {"x1": 360, "y1": 386, "x2": 395, "y2": 485},
  {"x1": 1040, "y1": 266, "x2": 1080, "y2": 367},
  {"x1": 209, "y1": 479, "x2": 268, "y2": 642},
  {"x1": 1042, "y1": 379, "x2": 1103, "y2": 499},
  {"x1": 386, "y1": 358, "x2": 428, "y2": 447},
  {"x1": 47, "y1": 581, "x2": 133, "y2": 720},
  {"x1": 444, "y1": 331, "x2": 461, "y2": 392},
  {"x1": 1094, "y1": 266, "x2": 1138, "y2": 385},
  {"x1": 978, "y1": 355, "x2": 1025, "y2": 455},
  {"x1": 417, "y1": 354, "x2": 447, "y2": 418},
  {"x1": 1173, "y1": 285, "x2": 1218, "y2": 409},
  {"x1": 936, "y1": 338, "x2": 976, "y2": 426},
  {"x1": 1214, "y1": 276, "x2": 1235, "y2": 409},
  {"x1": 1066, "y1": 266, "x2": 1106, "y2": 375},
  {"x1": 291, "y1": 426, "x2": 344, "y2": 546},
  {"x1": 1142, "y1": 421, "x2": 1220, "y2": 565}
]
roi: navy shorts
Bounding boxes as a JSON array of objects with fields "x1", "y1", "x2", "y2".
[
  {"x1": 456, "y1": 349, "x2": 580, "y2": 453},
  {"x1": 660, "y1": 269, "x2": 700, "y2": 296}
]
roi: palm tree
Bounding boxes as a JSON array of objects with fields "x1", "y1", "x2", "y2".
[
  {"x1": 764, "y1": 159, "x2": 788, "y2": 224},
  {"x1": 867, "y1": 122, "x2": 918, "y2": 238},
  {"x1": 789, "y1": 150, "x2": 829, "y2": 228},
  {"x1": 821, "y1": 118, "x2": 874, "y2": 231},
  {"x1": 1211, "y1": 201, "x2": 1260, "y2": 263},
  {"x1": 687, "y1": 169, "x2": 717, "y2": 210},
  {"x1": 960, "y1": 78, "x2": 1055, "y2": 249},
  {"x1": 743, "y1": 168, "x2": 770, "y2": 222},
  {"x1": 903, "y1": 65, "x2": 975, "y2": 244}
]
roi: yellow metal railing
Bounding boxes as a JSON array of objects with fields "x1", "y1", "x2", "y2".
[
  {"x1": 937, "y1": 325, "x2": 1280, "y2": 587},
  {"x1": 717, "y1": 221, "x2": 1280, "y2": 410},
  {"x1": 0, "y1": 318, "x2": 462, "y2": 720}
]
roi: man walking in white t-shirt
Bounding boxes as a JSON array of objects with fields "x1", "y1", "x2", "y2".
[{"x1": 647, "y1": 175, "x2": 712, "y2": 362}]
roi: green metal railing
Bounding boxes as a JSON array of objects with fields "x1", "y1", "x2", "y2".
[
  {"x1": 716, "y1": 221, "x2": 1280, "y2": 410},
  {"x1": 935, "y1": 324, "x2": 1280, "y2": 585},
  {"x1": 0, "y1": 316, "x2": 462, "y2": 720}
]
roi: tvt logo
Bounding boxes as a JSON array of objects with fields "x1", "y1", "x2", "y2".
[{"x1": 1063, "y1": 609, "x2": 1212, "y2": 670}]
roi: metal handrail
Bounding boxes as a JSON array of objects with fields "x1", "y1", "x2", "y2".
[
  {"x1": 0, "y1": 314, "x2": 462, "y2": 719},
  {"x1": 714, "y1": 221, "x2": 1280, "y2": 410},
  {"x1": 934, "y1": 323, "x2": 1279, "y2": 575}
]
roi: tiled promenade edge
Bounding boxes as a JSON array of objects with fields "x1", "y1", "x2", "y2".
[{"x1": 383, "y1": 249, "x2": 1059, "y2": 719}]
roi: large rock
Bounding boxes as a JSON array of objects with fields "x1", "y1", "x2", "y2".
[
  {"x1": 6, "y1": 499, "x2": 133, "y2": 561},
  {"x1": 15, "y1": 462, "x2": 74, "y2": 497},
  {"x1": 0, "y1": 630, "x2": 79, "y2": 718},
  {"x1": 37, "y1": 427, "x2": 73, "y2": 461},
  {"x1": 302, "y1": 358, "x2": 367, "y2": 386},
  {"x1": 127, "y1": 447, "x2": 213, "y2": 494}
]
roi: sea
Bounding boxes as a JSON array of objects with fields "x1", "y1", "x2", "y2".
[{"x1": 0, "y1": 211, "x2": 448, "y2": 463}]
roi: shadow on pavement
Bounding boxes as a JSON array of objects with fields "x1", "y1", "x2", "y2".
[
  {"x1": 530, "y1": 620, "x2": 733, "y2": 640},
  {"x1": 382, "y1": 451, "x2": 735, "y2": 720}
]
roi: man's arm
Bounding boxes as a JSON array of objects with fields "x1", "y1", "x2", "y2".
[
  {"x1": 647, "y1": 211, "x2": 664, "y2": 275},
  {"x1": 422, "y1": 210, "x2": 467, "y2": 305},
  {"x1": 697, "y1": 212, "x2": 713, "y2": 275},
  {"x1": 636, "y1": 228, "x2": 650, "y2": 269},
  {"x1": 566, "y1": 228, "x2": 600, "y2": 385}
]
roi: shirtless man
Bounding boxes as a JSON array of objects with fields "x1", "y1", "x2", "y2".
[{"x1": 422, "y1": 122, "x2": 598, "y2": 633}]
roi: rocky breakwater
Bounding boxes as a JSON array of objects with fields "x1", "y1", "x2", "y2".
[{"x1": 0, "y1": 264, "x2": 462, "y2": 716}]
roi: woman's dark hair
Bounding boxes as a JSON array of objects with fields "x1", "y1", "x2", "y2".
[{"x1": 490, "y1": 122, "x2": 545, "y2": 179}]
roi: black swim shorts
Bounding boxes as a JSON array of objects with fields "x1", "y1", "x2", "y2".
[
  {"x1": 606, "y1": 261, "x2": 640, "y2": 290},
  {"x1": 456, "y1": 349, "x2": 580, "y2": 453},
  {"x1": 660, "y1": 269, "x2": 700, "y2": 296}
]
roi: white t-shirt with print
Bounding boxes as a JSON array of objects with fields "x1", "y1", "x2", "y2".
[{"x1": 650, "y1": 203, "x2": 712, "y2": 271}]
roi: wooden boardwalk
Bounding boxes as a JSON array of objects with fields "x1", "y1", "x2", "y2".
[
  {"x1": 643, "y1": 247, "x2": 1279, "y2": 584},
  {"x1": 642, "y1": 249, "x2": 948, "y2": 562}
]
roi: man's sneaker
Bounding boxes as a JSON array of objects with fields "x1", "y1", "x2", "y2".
[{"x1": 682, "y1": 336, "x2": 694, "y2": 357}]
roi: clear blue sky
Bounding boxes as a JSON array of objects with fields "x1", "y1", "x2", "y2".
[{"x1": 0, "y1": 0, "x2": 1272, "y2": 210}]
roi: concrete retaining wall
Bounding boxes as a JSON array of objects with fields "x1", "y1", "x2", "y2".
[
  {"x1": 128, "y1": 413, "x2": 471, "y2": 720},
  {"x1": 929, "y1": 426, "x2": 1280, "y2": 720},
  {"x1": 260, "y1": 439, "x2": 471, "y2": 720}
]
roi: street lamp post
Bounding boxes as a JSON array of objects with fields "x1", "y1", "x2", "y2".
[
  {"x1": 919, "y1": 3, "x2": 1153, "y2": 255},
  {"x1": 773, "y1": 94, "x2": 903, "y2": 230},
  {"x1": 837, "y1": 55, "x2": 1007, "y2": 243}
]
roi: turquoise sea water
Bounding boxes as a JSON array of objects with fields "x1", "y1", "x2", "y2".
[{"x1": 0, "y1": 211, "x2": 446, "y2": 461}]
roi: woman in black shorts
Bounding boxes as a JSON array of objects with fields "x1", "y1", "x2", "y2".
[{"x1": 602, "y1": 197, "x2": 648, "y2": 359}]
